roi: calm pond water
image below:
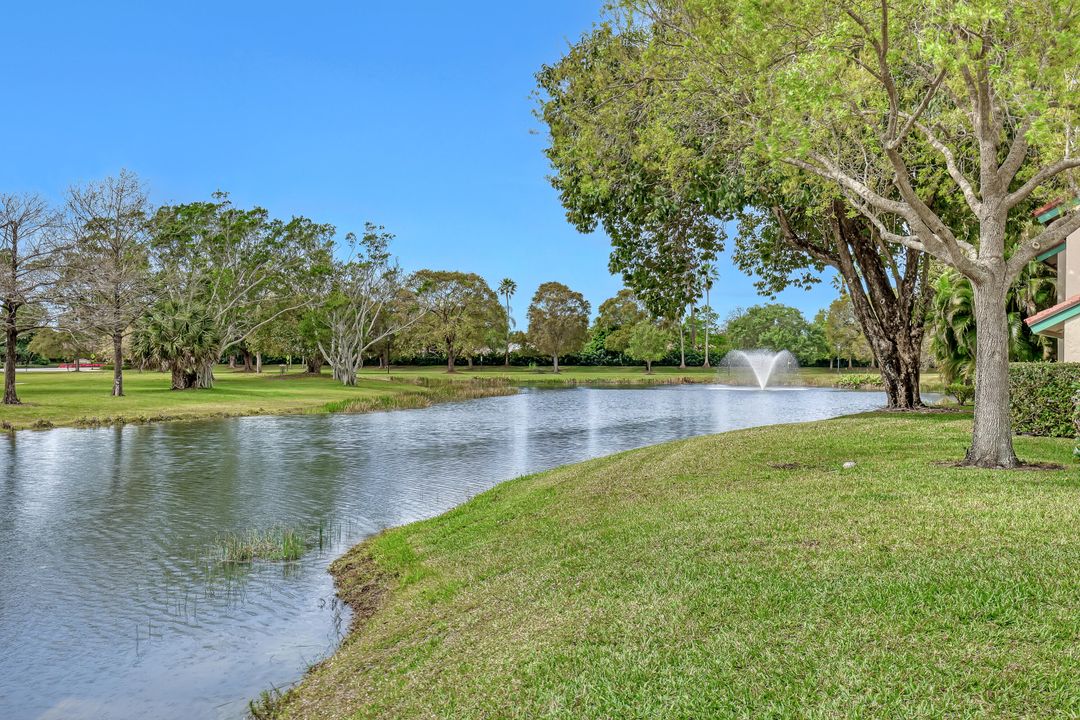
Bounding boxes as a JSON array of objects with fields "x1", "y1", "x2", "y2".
[{"x1": 0, "y1": 384, "x2": 890, "y2": 720}]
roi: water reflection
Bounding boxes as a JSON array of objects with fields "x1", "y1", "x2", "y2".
[{"x1": 0, "y1": 384, "x2": 890, "y2": 720}]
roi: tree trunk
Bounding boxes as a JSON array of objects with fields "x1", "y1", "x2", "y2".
[
  {"x1": 194, "y1": 360, "x2": 215, "y2": 389},
  {"x1": 112, "y1": 331, "x2": 124, "y2": 397},
  {"x1": 553, "y1": 353, "x2": 560, "y2": 373},
  {"x1": 229, "y1": 355, "x2": 236, "y2": 369},
  {"x1": 446, "y1": 340, "x2": 456, "y2": 373},
  {"x1": 964, "y1": 278, "x2": 1019, "y2": 468},
  {"x1": 306, "y1": 355, "x2": 323, "y2": 374},
  {"x1": 703, "y1": 296, "x2": 711, "y2": 368},
  {"x1": 678, "y1": 324, "x2": 686, "y2": 369},
  {"x1": 645, "y1": 360, "x2": 652, "y2": 374},
  {"x1": 242, "y1": 352, "x2": 254, "y2": 372},
  {"x1": 467, "y1": 355, "x2": 474, "y2": 370},
  {"x1": 3, "y1": 305, "x2": 19, "y2": 405},
  {"x1": 255, "y1": 352, "x2": 262, "y2": 373},
  {"x1": 689, "y1": 307, "x2": 697, "y2": 349},
  {"x1": 774, "y1": 203, "x2": 926, "y2": 411}
]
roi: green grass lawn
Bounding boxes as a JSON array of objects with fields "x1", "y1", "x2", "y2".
[
  {"x1": 0, "y1": 368, "x2": 442, "y2": 429},
  {"x1": 275, "y1": 413, "x2": 1077, "y2": 719}
]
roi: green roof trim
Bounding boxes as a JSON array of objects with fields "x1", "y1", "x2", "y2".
[
  {"x1": 1037, "y1": 197, "x2": 1080, "y2": 224},
  {"x1": 1030, "y1": 302, "x2": 1080, "y2": 335},
  {"x1": 1036, "y1": 242, "x2": 1067, "y2": 262}
]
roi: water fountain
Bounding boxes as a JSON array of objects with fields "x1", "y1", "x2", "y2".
[{"x1": 722, "y1": 349, "x2": 799, "y2": 389}]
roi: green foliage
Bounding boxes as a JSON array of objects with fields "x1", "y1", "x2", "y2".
[
  {"x1": 411, "y1": 270, "x2": 500, "y2": 370},
  {"x1": 834, "y1": 374, "x2": 883, "y2": 390},
  {"x1": 1074, "y1": 388, "x2": 1079, "y2": 462},
  {"x1": 527, "y1": 282, "x2": 591, "y2": 369},
  {"x1": 930, "y1": 265, "x2": 1057, "y2": 384},
  {"x1": 1009, "y1": 363, "x2": 1080, "y2": 438},
  {"x1": 130, "y1": 301, "x2": 220, "y2": 388},
  {"x1": 595, "y1": 289, "x2": 647, "y2": 353},
  {"x1": 624, "y1": 320, "x2": 670, "y2": 373},
  {"x1": 948, "y1": 383, "x2": 975, "y2": 406},
  {"x1": 725, "y1": 304, "x2": 827, "y2": 366}
]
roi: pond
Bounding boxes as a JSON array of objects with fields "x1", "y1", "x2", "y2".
[{"x1": 0, "y1": 384, "x2": 892, "y2": 719}]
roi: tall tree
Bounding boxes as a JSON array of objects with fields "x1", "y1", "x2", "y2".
[
  {"x1": 625, "y1": 319, "x2": 669, "y2": 374},
  {"x1": 618, "y1": 0, "x2": 1080, "y2": 466},
  {"x1": 700, "y1": 263, "x2": 718, "y2": 368},
  {"x1": 318, "y1": 225, "x2": 426, "y2": 386},
  {"x1": 823, "y1": 296, "x2": 866, "y2": 370},
  {"x1": 151, "y1": 193, "x2": 334, "y2": 388},
  {"x1": 64, "y1": 170, "x2": 155, "y2": 397},
  {"x1": 413, "y1": 270, "x2": 498, "y2": 373},
  {"x1": 527, "y1": 281, "x2": 590, "y2": 373},
  {"x1": 594, "y1": 288, "x2": 647, "y2": 354},
  {"x1": 726, "y1": 304, "x2": 826, "y2": 366},
  {"x1": 536, "y1": 22, "x2": 930, "y2": 410},
  {"x1": 0, "y1": 194, "x2": 66, "y2": 404},
  {"x1": 497, "y1": 278, "x2": 517, "y2": 367}
]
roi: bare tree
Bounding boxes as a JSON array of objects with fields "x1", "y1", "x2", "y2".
[
  {"x1": 0, "y1": 194, "x2": 66, "y2": 404},
  {"x1": 65, "y1": 170, "x2": 155, "y2": 396}
]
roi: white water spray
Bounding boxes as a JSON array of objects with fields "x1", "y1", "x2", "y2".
[{"x1": 723, "y1": 350, "x2": 799, "y2": 389}]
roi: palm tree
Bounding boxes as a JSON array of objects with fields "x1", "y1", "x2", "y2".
[
  {"x1": 929, "y1": 262, "x2": 1057, "y2": 386},
  {"x1": 700, "y1": 263, "x2": 718, "y2": 368},
  {"x1": 497, "y1": 278, "x2": 517, "y2": 367},
  {"x1": 131, "y1": 301, "x2": 219, "y2": 389}
]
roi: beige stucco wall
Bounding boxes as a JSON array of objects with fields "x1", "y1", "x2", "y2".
[{"x1": 1063, "y1": 228, "x2": 1080, "y2": 362}]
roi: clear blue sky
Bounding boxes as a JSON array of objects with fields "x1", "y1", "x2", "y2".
[{"x1": 2, "y1": 1, "x2": 836, "y2": 326}]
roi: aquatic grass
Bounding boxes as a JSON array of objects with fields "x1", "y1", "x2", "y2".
[
  {"x1": 322, "y1": 376, "x2": 515, "y2": 415},
  {"x1": 217, "y1": 527, "x2": 313, "y2": 564}
]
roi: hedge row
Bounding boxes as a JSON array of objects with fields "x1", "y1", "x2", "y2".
[{"x1": 1008, "y1": 362, "x2": 1080, "y2": 438}]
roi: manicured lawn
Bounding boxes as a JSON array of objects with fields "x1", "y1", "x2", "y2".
[
  {"x1": 0, "y1": 368, "x2": 436, "y2": 429},
  {"x1": 278, "y1": 412, "x2": 1077, "y2": 719}
]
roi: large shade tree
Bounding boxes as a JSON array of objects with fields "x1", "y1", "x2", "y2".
[
  {"x1": 610, "y1": 0, "x2": 1080, "y2": 467},
  {"x1": 527, "y1": 281, "x2": 591, "y2": 373},
  {"x1": 412, "y1": 270, "x2": 499, "y2": 373},
  {"x1": 151, "y1": 193, "x2": 334, "y2": 388},
  {"x1": 537, "y1": 22, "x2": 931, "y2": 410},
  {"x1": 318, "y1": 224, "x2": 426, "y2": 386}
]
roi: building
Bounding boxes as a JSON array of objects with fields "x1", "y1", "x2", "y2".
[{"x1": 1025, "y1": 198, "x2": 1080, "y2": 362}]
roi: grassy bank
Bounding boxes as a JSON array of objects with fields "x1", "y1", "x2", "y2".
[
  {"x1": 273, "y1": 413, "x2": 1076, "y2": 719},
  {"x1": 0, "y1": 369, "x2": 514, "y2": 430},
  {"x1": 358, "y1": 364, "x2": 947, "y2": 391}
]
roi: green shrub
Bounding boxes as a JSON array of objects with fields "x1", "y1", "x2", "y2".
[
  {"x1": 834, "y1": 373, "x2": 882, "y2": 389},
  {"x1": 1073, "y1": 387, "x2": 1079, "y2": 462},
  {"x1": 947, "y1": 383, "x2": 974, "y2": 405},
  {"x1": 1008, "y1": 363, "x2": 1080, "y2": 438}
]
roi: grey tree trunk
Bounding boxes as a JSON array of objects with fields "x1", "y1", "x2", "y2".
[
  {"x1": 255, "y1": 352, "x2": 262, "y2": 374},
  {"x1": 964, "y1": 276, "x2": 1019, "y2": 468},
  {"x1": 553, "y1": 353, "x2": 560, "y2": 373},
  {"x1": 703, "y1": 292, "x2": 711, "y2": 368},
  {"x1": 4, "y1": 306, "x2": 19, "y2": 405},
  {"x1": 195, "y1": 361, "x2": 215, "y2": 389},
  {"x1": 112, "y1": 332, "x2": 124, "y2": 397},
  {"x1": 678, "y1": 324, "x2": 686, "y2": 369}
]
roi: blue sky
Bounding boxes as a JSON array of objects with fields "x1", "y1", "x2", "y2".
[{"x1": 1, "y1": 1, "x2": 836, "y2": 326}]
